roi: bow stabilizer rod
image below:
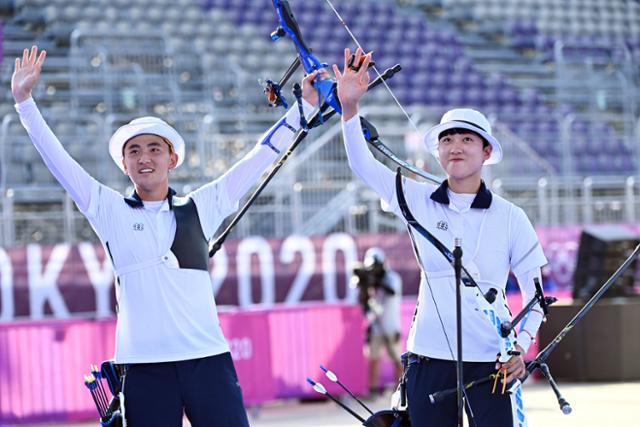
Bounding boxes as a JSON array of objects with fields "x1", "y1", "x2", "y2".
[{"x1": 500, "y1": 278, "x2": 557, "y2": 338}]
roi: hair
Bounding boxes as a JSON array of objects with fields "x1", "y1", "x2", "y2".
[
  {"x1": 438, "y1": 127, "x2": 489, "y2": 148},
  {"x1": 160, "y1": 136, "x2": 175, "y2": 155}
]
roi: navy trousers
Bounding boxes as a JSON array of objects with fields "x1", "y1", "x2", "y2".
[
  {"x1": 405, "y1": 355, "x2": 516, "y2": 427},
  {"x1": 123, "y1": 352, "x2": 250, "y2": 427}
]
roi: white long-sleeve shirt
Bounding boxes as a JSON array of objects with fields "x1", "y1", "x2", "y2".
[
  {"x1": 16, "y1": 97, "x2": 314, "y2": 363},
  {"x1": 342, "y1": 115, "x2": 547, "y2": 361}
]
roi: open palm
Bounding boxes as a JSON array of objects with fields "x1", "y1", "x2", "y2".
[
  {"x1": 12, "y1": 46, "x2": 46, "y2": 103},
  {"x1": 332, "y1": 47, "x2": 372, "y2": 121}
]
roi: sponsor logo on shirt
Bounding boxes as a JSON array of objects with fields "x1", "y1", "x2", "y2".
[
  {"x1": 436, "y1": 220, "x2": 448, "y2": 231},
  {"x1": 132, "y1": 223, "x2": 144, "y2": 231}
]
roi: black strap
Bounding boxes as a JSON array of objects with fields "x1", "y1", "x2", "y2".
[
  {"x1": 171, "y1": 197, "x2": 209, "y2": 271},
  {"x1": 451, "y1": 119, "x2": 487, "y2": 133}
]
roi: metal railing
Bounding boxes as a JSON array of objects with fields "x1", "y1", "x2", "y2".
[{"x1": 3, "y1": 174, "x2": 639, "y2": 246}]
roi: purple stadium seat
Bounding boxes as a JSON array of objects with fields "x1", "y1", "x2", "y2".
[
  {"x1": 464, "y1": 88, "x2": 483, "y2": 104},
  {"x1": 454, "y1": 57, "x2": 475, "y2": 73},
  {"x1": 498, "y1": 88, "x2": 519, "y2": 105},
  {"x1": 425, "y1": 87, "x2": 448, "y2": 105},
  {"x1": 406, "y1": 90, "x2": 424, "y2": 105}
]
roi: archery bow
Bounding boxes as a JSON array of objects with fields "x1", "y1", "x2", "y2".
[
  {"x1": 360, "y1": 117, "x2": 442, "y2": 184},
  {"x1": 500, "y1": 278, "x2": 557, "y2": 338}
]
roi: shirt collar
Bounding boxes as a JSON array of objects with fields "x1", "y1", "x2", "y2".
[
  {"x1": 124, "y1": 187, "x2": 177, "y2": 209},
  {"x1": 430, "y1": 180, "x2": 492, "y2": 209}
]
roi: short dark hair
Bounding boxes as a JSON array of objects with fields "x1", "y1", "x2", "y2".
[{"x1": 438, "y1": 127, "x2": 489, "y2": 148}]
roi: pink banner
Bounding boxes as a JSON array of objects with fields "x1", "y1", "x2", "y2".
[
  {"x1": 1, "y1": 292, "x2": 574, "y2": 424},
  {"x1": 219, "y1": 309, "x2": 276, "y2": 404},
  {"x1": 0, "y1": 319, "x2": 115, "y2": 423},
  {"x1": 0, "y1": 304, "x2": 367, "y2": 424}
]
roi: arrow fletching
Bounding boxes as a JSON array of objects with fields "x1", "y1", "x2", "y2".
[
  {"x1": 306, "y1": 377, "x2": 327, "y2": 395},
  {"x1": 320, "y1": 364, "x2": 338, "y2": 382}
]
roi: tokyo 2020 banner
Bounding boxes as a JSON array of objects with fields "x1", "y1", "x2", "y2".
[{"x1": 0, "y1": 227, "x2": 638, "y2": 321}]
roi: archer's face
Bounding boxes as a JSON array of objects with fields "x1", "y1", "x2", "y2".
[
  {"x1": 121, "y1": 134, "x2": 178, "y2": 193},
  {"x1": 437, "y1": 132, "x2": 491, "y2": 181}
]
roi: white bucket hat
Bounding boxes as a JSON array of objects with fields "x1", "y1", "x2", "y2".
[
  {"x1": 423, "y1": 108, "x2": 502, "y2": 165},
  {"x1": 108, "y1": 117, "x2": 185, "y2": 172}
]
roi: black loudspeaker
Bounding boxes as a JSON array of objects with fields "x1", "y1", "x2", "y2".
[
  {"x1": 538, "y1": 299, "x2": 640, "y2": 381},
  {"x1": 572, "y1": 226, "x2": 640, "y2": 300}
]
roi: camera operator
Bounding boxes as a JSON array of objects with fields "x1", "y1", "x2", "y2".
[{"x1": 351, "y1": 247, "x2": 403, "y2": 396}]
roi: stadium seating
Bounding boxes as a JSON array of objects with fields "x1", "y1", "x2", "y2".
[
  {"x1": 4, "y1": 0, "x2": 637, "y2": 173},
  {"x1": 417, "y1": 0, "x2": 639, "y2": 175},
  {"x1": 0, "y1": 0, "x2": 638, "y2": 244}
]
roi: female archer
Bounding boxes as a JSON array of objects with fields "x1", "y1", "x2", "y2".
[{"x1": 333, "y1": 47, "x2": 547, "y2": 427}]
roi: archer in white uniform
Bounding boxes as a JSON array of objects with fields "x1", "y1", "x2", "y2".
[
  {"x1": 12, "y1": 46, "x2": 318, "y2": 427},
  {"x1": 333, "y1": 48, "x2": 547, "y2": 427}
]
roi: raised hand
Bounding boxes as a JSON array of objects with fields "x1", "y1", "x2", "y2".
[
  {"x1": 332, "y1": 47, "x2": 372, "y2": 121},
  {"x1": 12, "y1": 45, "x2": 46, "y2": 103}
]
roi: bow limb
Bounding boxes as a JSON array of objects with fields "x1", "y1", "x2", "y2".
[{"x1": 272, "y1": 0, "x2": 324, "y2": 73}]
